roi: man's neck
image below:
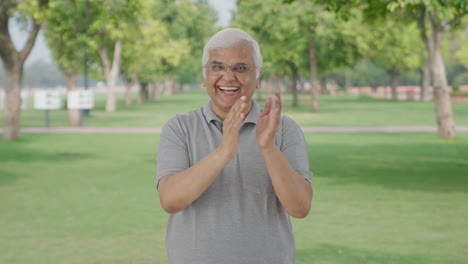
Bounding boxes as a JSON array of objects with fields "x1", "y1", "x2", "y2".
[{"x1": 213, "y1": 100, "x2": 253, "y2": 121}]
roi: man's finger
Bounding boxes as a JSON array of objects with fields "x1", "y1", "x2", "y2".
[{"x1": 262, "y1": 97, "x2": 272, "y2": 116}]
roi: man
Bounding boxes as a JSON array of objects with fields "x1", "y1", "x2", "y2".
[{"x1": 156, "y1": 28, "x2": 313, "y2": 264}]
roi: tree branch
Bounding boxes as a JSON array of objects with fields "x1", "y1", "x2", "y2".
[
  {"x1": 18, "y1": 19, "x2": 41, "y2": 63},
  {"x1": 417, "y1": 6, "x2": 429, "y2": 44},
  {"x1": 0, "y1": 3, "x2": 17, "y2": 68},
  {"x1": 443, "y1": 9, "x2": 468, "y2": 31},
  {"x1": 98, "y1": 46, "x2": 111, "y2": 78}
]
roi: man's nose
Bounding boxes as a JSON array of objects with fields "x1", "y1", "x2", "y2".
[{"x1": 222, "y1": 67, "x2": 236, "y2": 80}]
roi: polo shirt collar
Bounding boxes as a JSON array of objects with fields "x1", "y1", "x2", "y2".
[{"x1": 203, "y1": 100, "x2": 261, "y2": 125}]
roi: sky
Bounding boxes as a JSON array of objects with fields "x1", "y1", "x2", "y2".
[{"x1": 10, "y1": 0, "x2": 236, "y2": 65}]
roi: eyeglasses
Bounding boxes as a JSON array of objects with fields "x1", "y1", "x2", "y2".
[{"x1": 205, "y1": 62, "x2": 255, "y2": 75}]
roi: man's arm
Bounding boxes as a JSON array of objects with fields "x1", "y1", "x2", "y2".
[
  {"x1": 158, "y1": 97, "x2": 249, "y2": 213},
  {"x1": 261, "y1": 145, "x2": 312, "y2": 218},
  {"x1": 158, "y1": 146, "x2": 232, "y2": 213},
  {"x1": 257, "y1": 91, "x2": 312, "y2": 218}
]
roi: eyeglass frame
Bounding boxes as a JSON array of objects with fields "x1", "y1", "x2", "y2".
[{"x1": 204, "y1": 62, "x2": 261, "y2": 76}]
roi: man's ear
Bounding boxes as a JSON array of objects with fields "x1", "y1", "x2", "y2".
[{"x1": 256, "y1": 71, "x2": 263, "y2": 88}]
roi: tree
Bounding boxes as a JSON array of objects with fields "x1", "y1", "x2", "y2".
[
  {"x1": 0, "y1": 0, "x2": 49, "y2": 141},
  {"x1": 235, "y1": 0, "x2": 368, "y2": 110},
  {"x1": 84, "y1": 0, "x2": 143, "y2": 112},
  {"x1": 287, "y1": 0, "x2": 468, "y2": 138},
  {"x1": 118, "y1": 0, "x2": 213, "y2": 105},
  {"x1": 155, "y1": 0, "x2": 217, "y2": 95},
  {"x1": 44, "y1": 0, "x2": 88, "y2": 125},
  {"x1": 386, "y1": 0, "x2": 468, "y2": 138},
  {"x1": 301, "y1": 5, "x2": 368, "y2": 110},
  {"x1": 367, "y1": 19, "x2": 422, "y2": 100},
  {"x1": 118, "y1": 0, "x2": 169, "y2": 106},
  {"x1": 234, "y1": 0, "x2": 309, "y2": 107}
]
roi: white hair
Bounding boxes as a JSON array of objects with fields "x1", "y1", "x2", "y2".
[{"x1": 202, "y1": 28, "x2": 262, "y2": 79}]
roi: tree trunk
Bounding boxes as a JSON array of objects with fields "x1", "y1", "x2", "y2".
[
  {"x1": 288, "y1": 61, "x2": 298, "y2": 107},
  {"x1": 139, "y1": 82, "x2": 149, "y2": 104},
  {"x1": 125, "y1": 85, "x2": 133, "y2": 108},
  {"x1": 320, "y1": 79, "x2": 327, "y2": 95},
  {"x1": 429, "y1": 29, "x2": 455, "y2": 138},
  {"x1": 389, "y1": 72, "x2": 400, "y2": 101},
  {"x1": 0, "y1": 14, "x2": 41, "y2": 141},
  {"x1": 3, "y1": 65, "x2": 22, "y2": 140},
  {"x1": 152, "y1": 83, "x2": 161, "y2": 101},
  {"x1": 175, "y1": 82, "x2": 182, "y2": 94},
  {"x1": 164, "y1": 77, "x2": 173, "y2": 96},
  {"x1": 345, "y1": 68, "x2": 352, "y2": 91},
  {"x1": 64, "y1": 72, "x2": 80, "y2": 126},
  {"x1": 98, "y1": 39, "x2": 122, "y2": 113},
  {"x1": 309, "y1": 42, "x2": 320, "y2": 112},
  {"x1": 418, "y1": 9, "x2": 455, "y2": 138},
  {"x1": 419, "y1": 64, "x2": 430, "y2": 101},
  {"x1": 125, "y1": 73, "x2": 137, "y2": 108}
]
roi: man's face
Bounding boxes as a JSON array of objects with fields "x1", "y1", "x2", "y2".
[{"x1": 203, "y1": 42, "x2": 260, "y2": 120}]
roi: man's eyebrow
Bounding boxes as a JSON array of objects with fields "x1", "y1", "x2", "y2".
[{"x1": 210, "y1": 61, "x2": 249, "y2": 65}]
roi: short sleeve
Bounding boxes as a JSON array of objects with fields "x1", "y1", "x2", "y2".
[
  {"x1": 156, "y1": 115, "x2": 190, "y2": 187},
  {"x1": 279, "y1": 116, "x2": 313, "y2": 183}
]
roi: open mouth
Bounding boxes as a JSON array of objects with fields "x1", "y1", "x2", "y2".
[{"x1": 218, "y1": 86, "x2": 240, "y2": 96}]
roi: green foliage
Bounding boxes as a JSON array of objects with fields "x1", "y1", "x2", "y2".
[
  {"x1": 16, "y1": 0, "x2": 50, "y2": 23},
  {"x1": 367, "y1": 19, "x2": 423, "y2": 76},
  {"x1": 451, "y1": 28, "x2": 468, "y2": 69},
  {"x1": 234, "y1": 0, "x2": 368, "y2": 81},
  {"x1": 347, "y1": 60, "x2": 388, "y2": 87},
  {"x1": 118, "y1": 0, "x2": 218, "y2": 85},
  {"x1": 43, "y1": 0, "x2": 144, "y2": 81},
  {"x1": 388, "y1": 0, "x2": 468, "y2": 28},
  {"x1": 156, "y1": 0, "x2": 218, "y2": 83},
  {"x1": 44, "y1": 0, "x2": 88, "y2": 75},
  {"x1": 387, "y1": 0, "x2": 468, "y2": 30},
  {"x1": 235, "y1": 0, "x2": 317, "y2": 79}
]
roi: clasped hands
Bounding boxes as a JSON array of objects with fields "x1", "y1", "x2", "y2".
[{"x1": 220, "y1": 90, "x2": 282, "y2": 159}]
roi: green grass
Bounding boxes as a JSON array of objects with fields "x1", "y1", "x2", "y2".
[
  {"x1": 1, "y1": 133, "x2": 468, "y2": 263},
  {"x1": 19, "y1": 89, "x2": 468, "y2": 128}
]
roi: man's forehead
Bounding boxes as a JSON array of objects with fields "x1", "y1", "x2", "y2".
[{"x1": 208, "y1": 45, "x2": 254, "y2": 63}]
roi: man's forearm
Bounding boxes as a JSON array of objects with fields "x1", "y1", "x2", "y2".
[
  {"x1": 158, "y1": 146, "x2": 232, "y2": 213},
  {"x1": 261, "y1": 145, "x2": 312, "y2": 218}
]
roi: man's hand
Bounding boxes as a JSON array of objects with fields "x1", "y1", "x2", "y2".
[
  {"x1": 257, "y1": 90, "x2": 282, "y2": 149},
  {"x1": 220, "y1": 96, "x2": 249, "y2": 159}
]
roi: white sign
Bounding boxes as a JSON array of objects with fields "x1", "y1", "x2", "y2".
[
  {"x1": 34, "y1": 91, "x2": 62, "y2": 110},
  {"x1": 68, "y1": 90, "x2": 94, "y2": 109},
  {"x1": 0, "y1": 91, "x2": 29, "y2": 110}
]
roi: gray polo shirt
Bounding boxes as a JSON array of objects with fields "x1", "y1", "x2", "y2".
[{"x1": 156, "y1": 100, "x2": 312, "y2": 264}]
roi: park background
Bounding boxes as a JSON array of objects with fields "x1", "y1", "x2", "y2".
[{"x1": 1, "y1": 0, "x2": 468, "y2": 263}]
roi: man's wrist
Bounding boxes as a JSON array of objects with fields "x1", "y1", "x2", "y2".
[{"x1": 259, "y1": 142, "x2": 277, "y2": 154}]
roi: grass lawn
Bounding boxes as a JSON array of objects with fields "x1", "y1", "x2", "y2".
[
  {"x1": 18, "y1": 89, "x2": 468, "y2": 128},
  {"x1": 1, "y1": 133, "x2": 467, "y2": 263}
]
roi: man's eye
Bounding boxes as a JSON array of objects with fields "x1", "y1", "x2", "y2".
[
  {"x1": 233, "y1": 65, "x2": 249, "y2": 73},
  {"x1": 211, "y1": 64, "x2": 225, "y2": 71}
]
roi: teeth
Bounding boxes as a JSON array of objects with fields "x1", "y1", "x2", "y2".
[{"x1": 219, "y1": 86, "x2": 239, "y2": 91}]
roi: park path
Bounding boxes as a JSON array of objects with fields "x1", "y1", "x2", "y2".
[{"x1": 3, "y1": 126, "x2": 468, "y2": 134}]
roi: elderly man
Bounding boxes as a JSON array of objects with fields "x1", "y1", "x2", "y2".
[{"x1": 156, "y1": 28, "x2": 313, "y2": 264}]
